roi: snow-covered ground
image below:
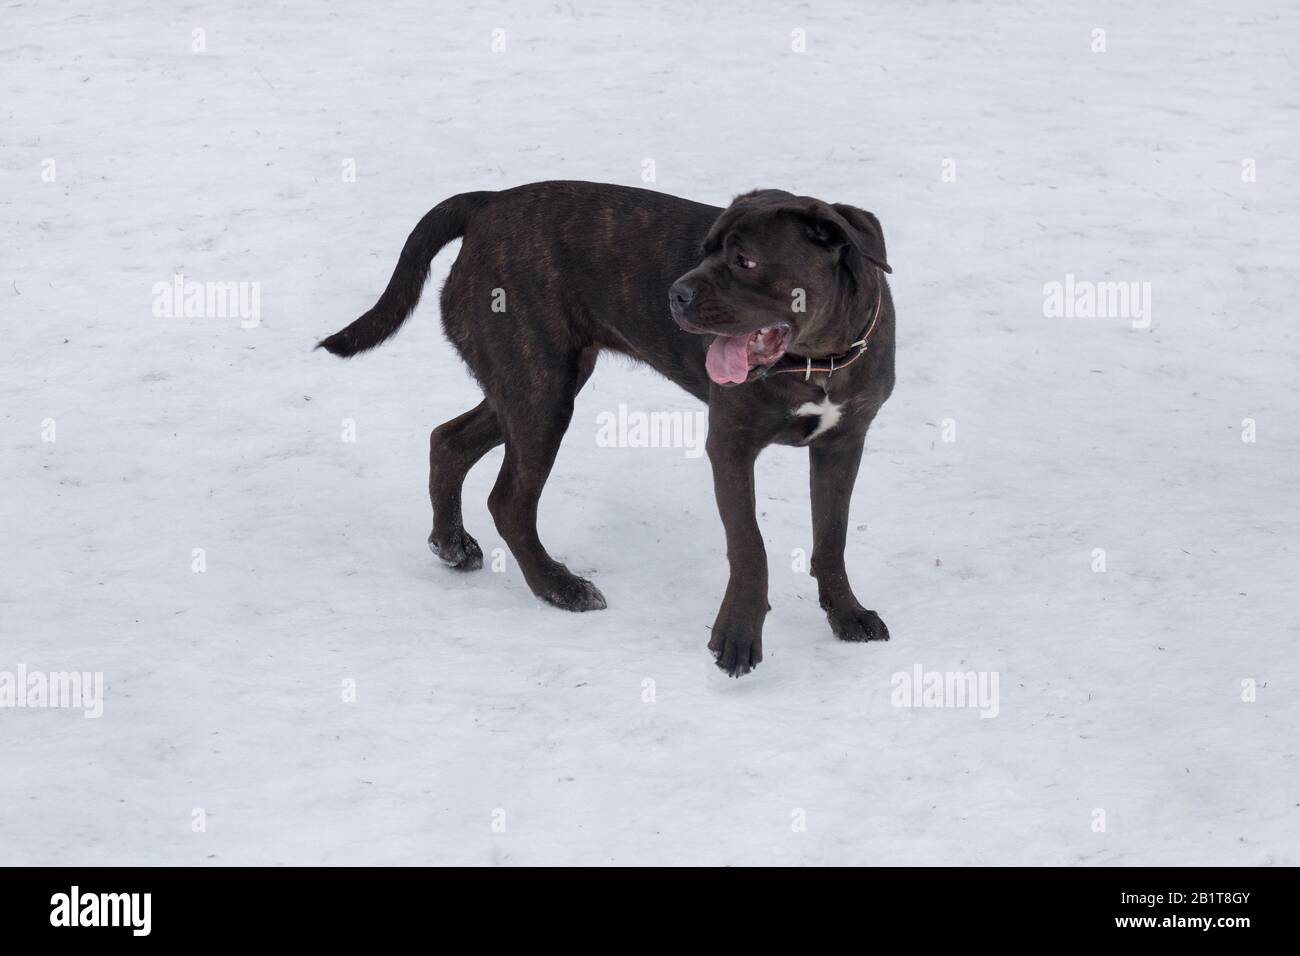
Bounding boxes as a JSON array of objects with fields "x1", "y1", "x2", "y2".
[{"x1": 2, "y1": 0, "x2": 1297, "y2": 866}]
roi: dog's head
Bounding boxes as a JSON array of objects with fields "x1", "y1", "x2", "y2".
[{"x1": 669, "y1": 189, "x2": 890, "y2": 386}]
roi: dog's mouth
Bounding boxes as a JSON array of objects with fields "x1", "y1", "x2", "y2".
[{"x1": 704, "y1": 323, "x2": 791, "y2": 385}]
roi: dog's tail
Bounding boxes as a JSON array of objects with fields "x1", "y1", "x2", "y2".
[{"x1": 317, "y1": 191, "x2": 492, "y2": 357}]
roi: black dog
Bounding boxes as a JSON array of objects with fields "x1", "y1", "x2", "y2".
[{"x1": 320, "y1": 181, "x2": 895, "y2": 676}]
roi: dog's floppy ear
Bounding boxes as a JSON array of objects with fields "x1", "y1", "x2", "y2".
[
  {"x1": 831, "y1": 204, "x2": 891, "y2": 275},
  {"x1": 800, "y1": 202, "x2": 892, "y2": 280}
]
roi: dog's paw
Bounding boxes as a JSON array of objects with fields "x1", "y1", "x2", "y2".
[
  {"x1": 540, "y1": 574, "x2": 607, "y2": 612},
  {"x1": 428, "y1": 528, "x2": 483, "y2": 571},
  {"x1": 708, "y1": 626, "x2": 763, "y2": 678},
  {"x1": 826, "y1": 603, "x2": 890, "y2": 643}
]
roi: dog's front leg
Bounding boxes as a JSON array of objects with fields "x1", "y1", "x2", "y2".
[
  {"x1": 705, "y1": 430, "x2": 767, "y2": 677},
  {"x1": 809, "y1": 429, "x2": 890, "y2": 643}
]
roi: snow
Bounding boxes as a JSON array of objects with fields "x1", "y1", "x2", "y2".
[{"x1": 2, "y1": 0, "x2": 1297, "y2": 865}]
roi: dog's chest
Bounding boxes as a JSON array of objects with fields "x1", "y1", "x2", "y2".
[{"x1": 790, "y1": 395, "x2": 843, "y2": 442}]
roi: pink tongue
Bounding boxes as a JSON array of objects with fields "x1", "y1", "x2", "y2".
[{"x1": 705, "y1": 334, "x2": 752, "y2": 384}]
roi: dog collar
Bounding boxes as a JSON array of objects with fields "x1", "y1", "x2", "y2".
[{"x1": 768, "y1": 287, "x2": 885, "y2": 381}]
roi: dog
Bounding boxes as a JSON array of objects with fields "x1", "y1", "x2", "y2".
[{"x1": 320, "y1": 181, "x2": 895, "y2": 676}]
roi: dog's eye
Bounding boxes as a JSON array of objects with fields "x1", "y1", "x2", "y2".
[{"x1": 735, "y1": 252, "x2": 757, "y2": 270}]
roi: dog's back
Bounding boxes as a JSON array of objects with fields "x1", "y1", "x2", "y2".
[{"x1": 321, "y1": 181, "x2": 719, "y2": 397}]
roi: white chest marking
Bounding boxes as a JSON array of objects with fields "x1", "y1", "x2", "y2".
[{"x1": 794, "y1": 396, "x2": 842, "y2": 441}]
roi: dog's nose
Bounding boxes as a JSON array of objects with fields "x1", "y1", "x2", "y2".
[{"x1": 669, "y1": 281, "x2": 695, "y2": 309}]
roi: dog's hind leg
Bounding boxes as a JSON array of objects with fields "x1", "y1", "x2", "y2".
[
  {"x1": 428, "y1": 401, "x2": 503, "y2": 570},
  {"x1": 428, "y1": 350, "x2": 597, "y2": 573},
  {"x1": 486, "y1": 349, "x2": 605, "y2": 612}
]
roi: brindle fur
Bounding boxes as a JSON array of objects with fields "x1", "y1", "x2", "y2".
[{"x1": 320, "y1": 181, "x2": 895, "y2": 676}]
